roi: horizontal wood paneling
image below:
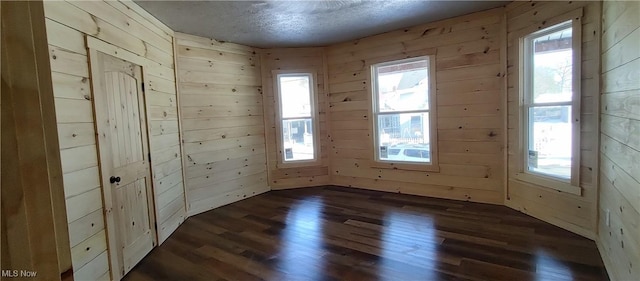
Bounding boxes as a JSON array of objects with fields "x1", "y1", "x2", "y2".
[
  {"x1": 1, "y1": 1, "x2": 74, "y2": 275},
  {"x1": 505, "y1": 1, "x2": 601, "y2": 239},
  {"x1": 260, "y1": 47, "x2": 331, "y2": 189},
  {"x1": 598, "y1": 1, "x2": 640, "y2": 280},
  {"x1": 326, "y1": 7, "x2": 506, "y2": 204},
  {"x1": 43, "y1": 1, "x2": 183, "y2": 279},
  {"x1": 176, "y1": 32, "x2": 269, "y2": 217}
]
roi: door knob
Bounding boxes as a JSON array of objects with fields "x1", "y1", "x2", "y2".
[{"x1": 110, "y1": 176, "x2": 121, "y2": 184}]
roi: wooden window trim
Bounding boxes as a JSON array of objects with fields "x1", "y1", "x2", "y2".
[
  {"x1": 515, "y1": 9, "x2": 583, "y2": 195},
  {"x1": 273, "y1": 70, "x2": 321, "y2": 168},
  {"x1": 369, "y1": 55, "x2": 439, "y2": 172}
]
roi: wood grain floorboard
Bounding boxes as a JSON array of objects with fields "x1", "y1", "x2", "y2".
[{"x1": 124, "y1": 186, "x2": 608, "y2": 281}]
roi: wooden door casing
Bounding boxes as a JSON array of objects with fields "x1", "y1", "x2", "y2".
[{"x1": 90, "y1": 50, "x2": 157, "y2": 280}]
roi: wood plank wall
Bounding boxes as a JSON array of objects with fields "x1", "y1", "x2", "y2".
[
  {"x1": 259, "y1": 48, "x2": 331, "y2": 189},
  {"x1": 42, "y1": 1, "x2": 185, "y2": 279},
  {"x1": 1, "y1": 1, "x2": 72, "y2": 278},
  {"x1": 325, "y1": 8, "x2": 506, "y2": 204},
  {"x1": 504, "y1": 1, "x2": 601, "y2": 239},
  {"x1": 175, "y1": 32, "x2": 270, "y2": 216},
  {"x1": 598, "y1": 1, "x2": 640, "y2": 280}
]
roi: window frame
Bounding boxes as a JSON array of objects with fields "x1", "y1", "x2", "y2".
[
  {"x1": 516, "y1": 17, "x2": 582, "y2": 195},
  {"x1": 273, "y1": 70, "x2": 321, "y2": 167},
  {"x1": 370, "y1": 56, "x2": 439, "y2": 171}
]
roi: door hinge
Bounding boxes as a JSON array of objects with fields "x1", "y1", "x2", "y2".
[
  {"x1": 141, "y1": 82, "x2": 145, "y2": 92},
  {"x1": 148, "y1": 152, "x2": 151, "y2": 162},
  {"x1": 154, "y1": 222, "x2": 157, "y2": 230}
]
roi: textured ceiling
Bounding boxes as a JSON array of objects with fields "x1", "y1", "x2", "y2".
[{"x1": 135, "y1": 0, "x2": 508, "y2": 48}]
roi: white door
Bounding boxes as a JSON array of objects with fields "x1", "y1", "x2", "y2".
[{"x1": 91, "y1": 52, "x2": 156, "y2": 278}]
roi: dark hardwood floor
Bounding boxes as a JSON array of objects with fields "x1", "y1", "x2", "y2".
[{"x1": 124, "y1": 186, "x2": 608, "y2": 281}]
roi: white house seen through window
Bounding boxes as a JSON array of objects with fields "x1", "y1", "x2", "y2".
[
  {"x1": 276, "y1": 73, "x2": 317, "y2": 163},
  {"x1": 372, "y1": 56, "x2": 436, "y2": 165}
]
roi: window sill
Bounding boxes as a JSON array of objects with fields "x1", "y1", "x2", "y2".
[
  {"x1": 370, "y1": 161, "x2": 440, "y2": 172},
  {"x1": 276, "y1": 159, "x2": 322, "y2": 169},
  {"x1": 513, "y1": 172, "x2": 581, "y2": 196}
]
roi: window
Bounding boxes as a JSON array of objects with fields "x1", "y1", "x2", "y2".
[
  {"x1": 372, "y1": 56, "x2": 437, "y2": 166},
  {"x1": 521, "y1": 20, "x2": 580, "y2": 186},
  {"x1": 275, "y1": 72, "x2": 318, "y2": 164}
]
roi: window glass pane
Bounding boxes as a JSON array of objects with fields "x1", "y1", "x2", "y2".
[
  {"x1": 388, "y1": 149, "x2": 401, "y2": 155},
  {"x1": 378, "y1": 113, "x2": 430, "y2": 163},
  {"x1": 282, "y1": 118, "x2": 314, "y2": 161},
  {"x1": 377, "y1": 60, "x2": 429, "y2": 112},
  {"x1": 527, "y1": 105, "x2": 572, "y2": 179},
  {"x1": 532, "y1": 26, "x2": 573, "y2": 104},
  {"x1": 279, "y1": 75, "x2": 311, "y2": 118}
]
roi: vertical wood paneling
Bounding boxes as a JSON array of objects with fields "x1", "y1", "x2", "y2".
[
  {"x1": 175, "y1": 32, "x2": 269, "y2": 216},
  {"x1": 260, "y1": 47, "x2": 331, "y2": 189},
  {"x1": 505, "y1": 1, "x2": 601, "y2": 239},
  {"x1": 598, "y1": 1, "x2": 640, "y2": 280},
  {"x1": 43, "y1": 1, "x2": 184, "y2": 279},
  {"x1": 325, "y1": 8, "x2": 506, "y2": 204}
]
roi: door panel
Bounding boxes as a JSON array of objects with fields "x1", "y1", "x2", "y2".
[
  {"x1": 115, "y1": 179, "x2": 153, "y2": 272},
  {"x1": 105, "y1": 71, "x2": 144, "y2": 167},
  {"x1": 93, "y1": 52, "x2": 156, "y2": 278}
]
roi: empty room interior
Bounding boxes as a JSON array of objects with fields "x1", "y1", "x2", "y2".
[{"x1": 2, "y1": 0, "x2": 639, "y2": 280}]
